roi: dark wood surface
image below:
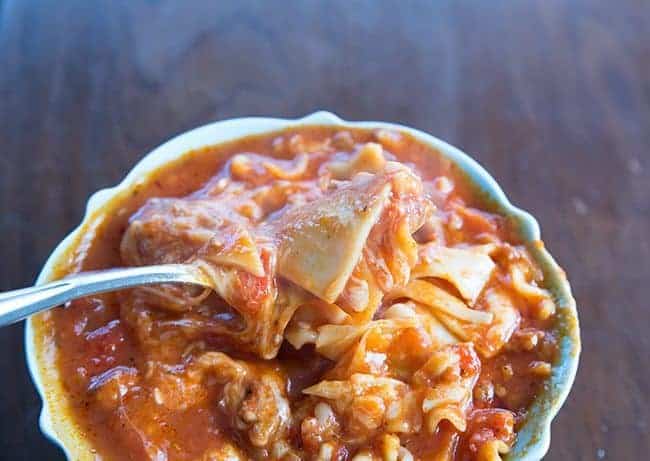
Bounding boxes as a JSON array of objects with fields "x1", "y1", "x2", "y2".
[{"x1": 1, "y1": 0, "x2": 648, "y2": 459}]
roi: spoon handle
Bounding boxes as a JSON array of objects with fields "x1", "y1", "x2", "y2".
[{"x1": 0, "y1": 264, "x2": 209, "y2": 327}]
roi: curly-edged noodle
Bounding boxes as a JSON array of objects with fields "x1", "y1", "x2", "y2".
[
  {"x1": 314, "y1": 318, "x2": 419, "y2": 361},
  {"x1": 200, "y1": 443, "x2": 248, "y2": 461},
  {"x1": 319, "y1": 316, "x2": 462, "y2": 396},
  {"x1": 476, "y1": 440, "x2": 510, "y2": 461},
  {"x1": 315, "y1": 324, "x2": 368, "y2": 360},
  {"x1": 417, "y1": 306, "x2": 462, "y2": 345},
  {"x1": 276, "y1": 174, "x2": 392, "y2": 303},
  {"x1": 508, "y1": 261, "x2": 556, "y2": 321},
  {"x1": 283, "y1": 326, "x2": 318, "y2": 351},
  {"x1": 284, "y1": 260, "x2": 385, "y2": 352},
  {"x1": 387, "y1": 280, "x2": 493, "y2": 324},
  {"x1": 304, "y1": 344, "x2": 481, "y2": 439},
  {"x1": 361, "y1": 162, "x2": 430, "y2": 294},
  {"x1": 414, "y1": 344, "x2": 480, "y2": 433},
  {"x1": 303, "y1": 373, "x2": 410, "y2": 407},
  {"x1": 413, "y1": 289, "x2": 520, "y2": 358},
  {"x1": 336, "y1": 257, "x2": 385, "y2": 320},
  {"x1": 303, "y1": 373, "x2": 418, "y2": 437},
  {"x1": 192, "y1": 255, "x2": 305, "y2": 360},
  {"x1": 316, "y1": 315, "x2": 445, "y2": 363},
  {"x1": 412, "y1": 244, "x2": 495, "y2": 306},
  {"x1": 379, "y1": 434, "x2": 414, "y2": 461},
  {"x1": 466, "y1": 409, "x2": 515, "y2": 461},
  {"x1": 383, "y1": 302, "x2": 459, "y2": 346},
  {"x1": 324, "y1": 142, "x2": 387, "y2": 180},
  {"x1": 509, "y1": 263, "x2": 546, "y2": 299},
  {"x1": 302, "y1": 378, "x2": 353, "y2": 400},
  {"x1": 284, "y1": 302, "x2": 349, "y2": 350},
  {"x1": 229, "y1": 152, "x2": 310, "y2": 181},
  {"x1": 476, "y1": 289, "x2": 520, "y2": 357},
  {"x1": 423, "y1": 311, "x2": 471, "y2": 343}
]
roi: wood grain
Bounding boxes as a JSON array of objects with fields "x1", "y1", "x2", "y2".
[{"x1": 1, "y1": 0, "x2": 649, "y2": 459}]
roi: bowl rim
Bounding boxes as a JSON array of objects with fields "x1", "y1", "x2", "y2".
[{"x1": 25, "y1": 111, "x2": 580, "y2": 460}]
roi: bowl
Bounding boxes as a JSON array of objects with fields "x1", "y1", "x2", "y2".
[{"x1": 26, "y1": 111, "x2": 580, "y2": 460}]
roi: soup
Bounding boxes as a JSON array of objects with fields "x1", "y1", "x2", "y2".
[{"x1": 44, "y1": 127, "x2": 558, "y2": 460}]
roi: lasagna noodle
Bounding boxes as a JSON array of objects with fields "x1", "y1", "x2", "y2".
[{"x1": 412, "y1": 244, "x2": 496, "y2": 306}]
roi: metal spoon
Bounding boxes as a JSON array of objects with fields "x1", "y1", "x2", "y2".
[{"x1": 0, "y1": 264, "x2": 212, "y2": 327}]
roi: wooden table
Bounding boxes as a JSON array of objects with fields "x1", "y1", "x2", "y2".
[{"x1": 1, "y1": 1, "x2": 648, "y2": 459}]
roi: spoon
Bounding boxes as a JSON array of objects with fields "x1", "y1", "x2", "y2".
[{"x1": 0, "y1": 264, "x2": 212, "y2": 327}]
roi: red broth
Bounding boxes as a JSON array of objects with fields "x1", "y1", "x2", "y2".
[{"x1": 43, "y1": 127, "x2": 557, "y2": 460}]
